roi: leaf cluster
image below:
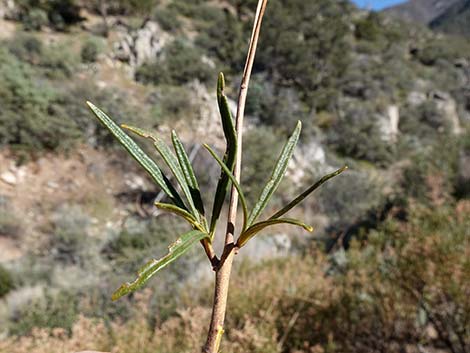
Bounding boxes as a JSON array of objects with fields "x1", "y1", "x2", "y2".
[{"x1": 88, "y1": 73, "x2": 346, "y2": 301}]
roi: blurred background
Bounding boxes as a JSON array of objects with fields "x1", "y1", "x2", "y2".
[{"x1": 0, "y1": 0, "x2": 468, "y2": 352}]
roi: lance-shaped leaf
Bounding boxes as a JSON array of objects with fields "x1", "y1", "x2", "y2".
[
  {"x1": 171, "y1": 131, "x2": 205, "y2": 218},
  {"x1": 121, "y1": 125, "x2": 199, "y2": 219},
  {"x1": 210, "y1": 73, "x2": 238, "y2": 235},
  {"x1": 237, "y1": 218, "x2": 313, "y2": 248},
  {"x1": 155, "y1": 202, "x2": 204, "y2": 232},
  {"x1": 270, "y1": 166, "x2": 348, "y2": 220},
  {"x1": 247, "y1": 121, "x2": 302, "y2": 227},
  {"x1": 112, "y1": 230, "x2": 209, "y2": 300},
  {"x1": 204, "y1": 144, "x2": 248, "y2": 232},
  {"x1": 87, "y1": 102, "x2": 185, "y2": 208}
]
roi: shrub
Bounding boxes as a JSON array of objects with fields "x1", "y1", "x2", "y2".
[
  {"x1": 326, "y1": 104, "x2": 394, "y2": 164},
  {"x1": 241, "y1": 127, "x2": 284, "y2": 204},
  {"x1": 22, "y1": 8, "x2": 48, "y2": 31},
  {"x1": 80, "y1": 38, "x2": 101, "y2": 63},
  {"x1": 153, "y1": 7, "x2": 181, "y2": 32},
  {"x1": 6, "y1": 33, "x2": 43, "y2": 63},
  {"x1": 0, "y1": 265, "x2": 14, "y2": 298},
  {"x1": 48, "y1": 205, "x2": 91, "y2": 265},
  {"x1": 9, "y1": 290, "x2": 79, "y2": 335},
  {"x1": 0, "y1": 48, "x2": 81, "y2": 153},
  {"x1": 354, "y1": 12, "x2": 383, "y2": 41},
  {"x1": 16, "y1": 0, "x2": 83, "y2": 31},
  {"x1": 402, "y1": 135, "x2": 462, "y2": 205},
  {"x1": 136, "y1": 39, "x2": 213, "y2": 85}
]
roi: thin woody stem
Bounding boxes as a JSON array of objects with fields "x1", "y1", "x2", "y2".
[{"x1": 202, "y1": 1, "x2": 269, "y2": 353}]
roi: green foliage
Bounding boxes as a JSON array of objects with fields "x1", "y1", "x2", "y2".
[
  {"x1": 88, "y1": 71, "x2": 345, "y2": 299},
  {"x1": 21, "y1": 8, "x2": 48, "y2": 31},
  {"x1": 80, "y1": 38, "x2": 101, "y2": 63},
  {"x1": 0, "y1": 265, "x2": 14, "y2": 298},
  {"x1": 10, "y1": 290, "x2": 79, "y2": 335},
  {"x1": 16, "y1": 0, "x2": 83, "y2": 31},
  {"x1": 414, "y1": 37, "x2": 470, "y2": 66},
  {"x1": 402, "y1": 135, "x2": 464, "y2": 205},
  {"x1": 256, "y1": 0, "x2": 352, "y2": 109},
  {"x1": 0, "y1": 47, "x2": 80, "y2": 153},
  {"x1": 354, "y1": 13, "x2": 385, "y2": 42},
  {"x1": 154, "y1": 7, "x2": 181, "y2": 32},
  {"x1": 48, "y1": 205, "x2": 91, "y2": 264},
  {"x1": 326, "y1": 105, "x2": 394, "y2": 164},
  {"x1": 195, "y1": 6, "x2": 246, "y2": 72},
  {"x1": 136, "y1": 39, "x2": 213, "y2": 86},
  {"x1": 241, "y1": 127, "x2": 283, "y2": 204}
]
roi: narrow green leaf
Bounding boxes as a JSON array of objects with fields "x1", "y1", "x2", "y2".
[
  {"x1": 247, "y1": 121, "x2": 302, "y2": 227},
  {"x1": 204, "y1": 144, "x2": 248, "y2": 232},
  {"x1": 238, "y1": 218, "x2": 313, "y2": 248},
  {"x1": 86, "y1": 102, "x2": 185, "y2": 209},
  {"x1": 112, "y1": 230, "x2": 208, "y2": 300},
  {"x1": 121, "y1": 124, "x2": 199, "y2": 219},
  {"x1": 210, "y1": 72, "x2": 238, "y2": 235},
  {"x1": 270, "y1": 166, "x2": 348, "y2": 219},
  {"x1": 155, "y1": 202, "x2": 204, "y2": 232},
  {"x1": 171, "y1": 131, "x2": 205, "y2": 218}
]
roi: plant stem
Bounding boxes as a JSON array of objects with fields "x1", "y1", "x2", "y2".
[{"x1": 202, "y1": 1, "x2": 269, "y2": 352}]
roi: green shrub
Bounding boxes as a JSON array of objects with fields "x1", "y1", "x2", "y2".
[
  {"x1": 136, "y1": 39, "x2": 213, "y2": 85},
  {"x1": 326, "y1": 105, "x2": 394, "y2": 164},
  {"x1": 22, "y1": 8, "x2": 48, "y2": 31},
  {"x1": 0, "y1": 265, "x2": 14, "y2": 298},
  {"x1": 17, "y1": 0, "x2": 83, "y2": 31},
  {"x1": 0, "y1": 48, "x2": 81, "y2": 153},
  {"x1": 195, "y1": 8, "x2": 245, "y2": 72},
  {"x1": 6, "y1": 33, "x2": 43, "y2": 63},
  {"x1": 241, "y1": 127, "x2": 284, "y2": 204},
  {"x1": 80, "y1": 38, "x2": 101, "y2": 63},
  {"x1": 153, "y1": 7, "x2": 181, "y2": 32},
  {"x1": 48, "y1": 205, "x2": 91, "y2": 265},
  {"x1": 414, "y1": 37, "x2": 470, "y2": 66},
  {"x1": 354, "y1": 13, "x2": 383, "y2": 41},
  {"x1": 402, "y1": 135, "x2": 462, "y2": 205},
  {"x1": 9, "y1": 290, "x2": 79, "y2": 335}
]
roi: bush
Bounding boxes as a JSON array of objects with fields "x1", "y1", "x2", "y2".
[
  {"x1": 21, "y1": 8, "x2": 48, "y2": 31},
  {"x1": 17, "y1": 0, "x2": 83, "y2": 31},
  {"x1": 6, "y1": 33, "x2": 43, "y2": 63},
  {"x1": 136, "y1": 39, "x2": 213, "y2": 85},
  {"x1": 47, "y1": 205, "x2": 91, "y2": 265},
  {"x1": 0, "y1": 48, "x2": 81, "y2": 153},
  {"x1": 354, "y1": 12, "x2": 383, "y2": 41},
  {"x1": 402, "y1": 135, "x2": 462, "y2": 205},
  {"x1": 316, "y1": 168, "x2": 385, "y2": 229},
  {"x1": 326, "y1": 104, "x2": 394, "y2": 164},
  {"x1": 154, "y1": 7, "x2": 181, "y2": 32},
  {"x1": 9, "y1": 290, "x2": 79, "y2": 335},
  {"x1": 241, "y1": 127, "x2": 284, "y2": 205},
  {"x1": 80, "y1": 38, "x2": 101, "y2": 63},
  {"x1": 0, "y1": 265, "x2": 14, "y2": 298}
]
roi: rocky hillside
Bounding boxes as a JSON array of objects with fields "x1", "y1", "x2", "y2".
[
  {"x1": 430, "y1": 0, "x2": 470, "y2": 35},
  {"x1": 0, "y1": 1, "x2": 469, "y2": 352},
  {"x1": 383, "y1": 0, "x2": 461, "y2": 23}
]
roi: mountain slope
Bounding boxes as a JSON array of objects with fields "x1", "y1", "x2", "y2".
[
  {"x1": 430, "y1": 0, "x2": 470, "y2": 36},
  {"x1": 383, "y1": 0, "x2": 461, "y2": 24}
]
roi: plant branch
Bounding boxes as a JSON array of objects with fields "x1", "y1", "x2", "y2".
[{"x1": 203, "y1": 1, "x2": 269, "y2": 352}]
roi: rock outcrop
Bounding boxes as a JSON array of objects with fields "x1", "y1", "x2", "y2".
[{"x1": 114, "y1": 21, "x2": 169, "y2": 68}]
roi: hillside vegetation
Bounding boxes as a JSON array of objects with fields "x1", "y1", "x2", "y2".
[{"x1": 0, "y1": 0, "x2": 469, "y2": 352}]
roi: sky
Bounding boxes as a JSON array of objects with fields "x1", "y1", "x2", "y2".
[{"x1": 351, "y1": 0, "x2": 408, "y2": 10}]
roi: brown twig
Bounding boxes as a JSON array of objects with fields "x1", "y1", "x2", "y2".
[{"x1": 202, "y1": 1, "x2": 269, "y2": 352}]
